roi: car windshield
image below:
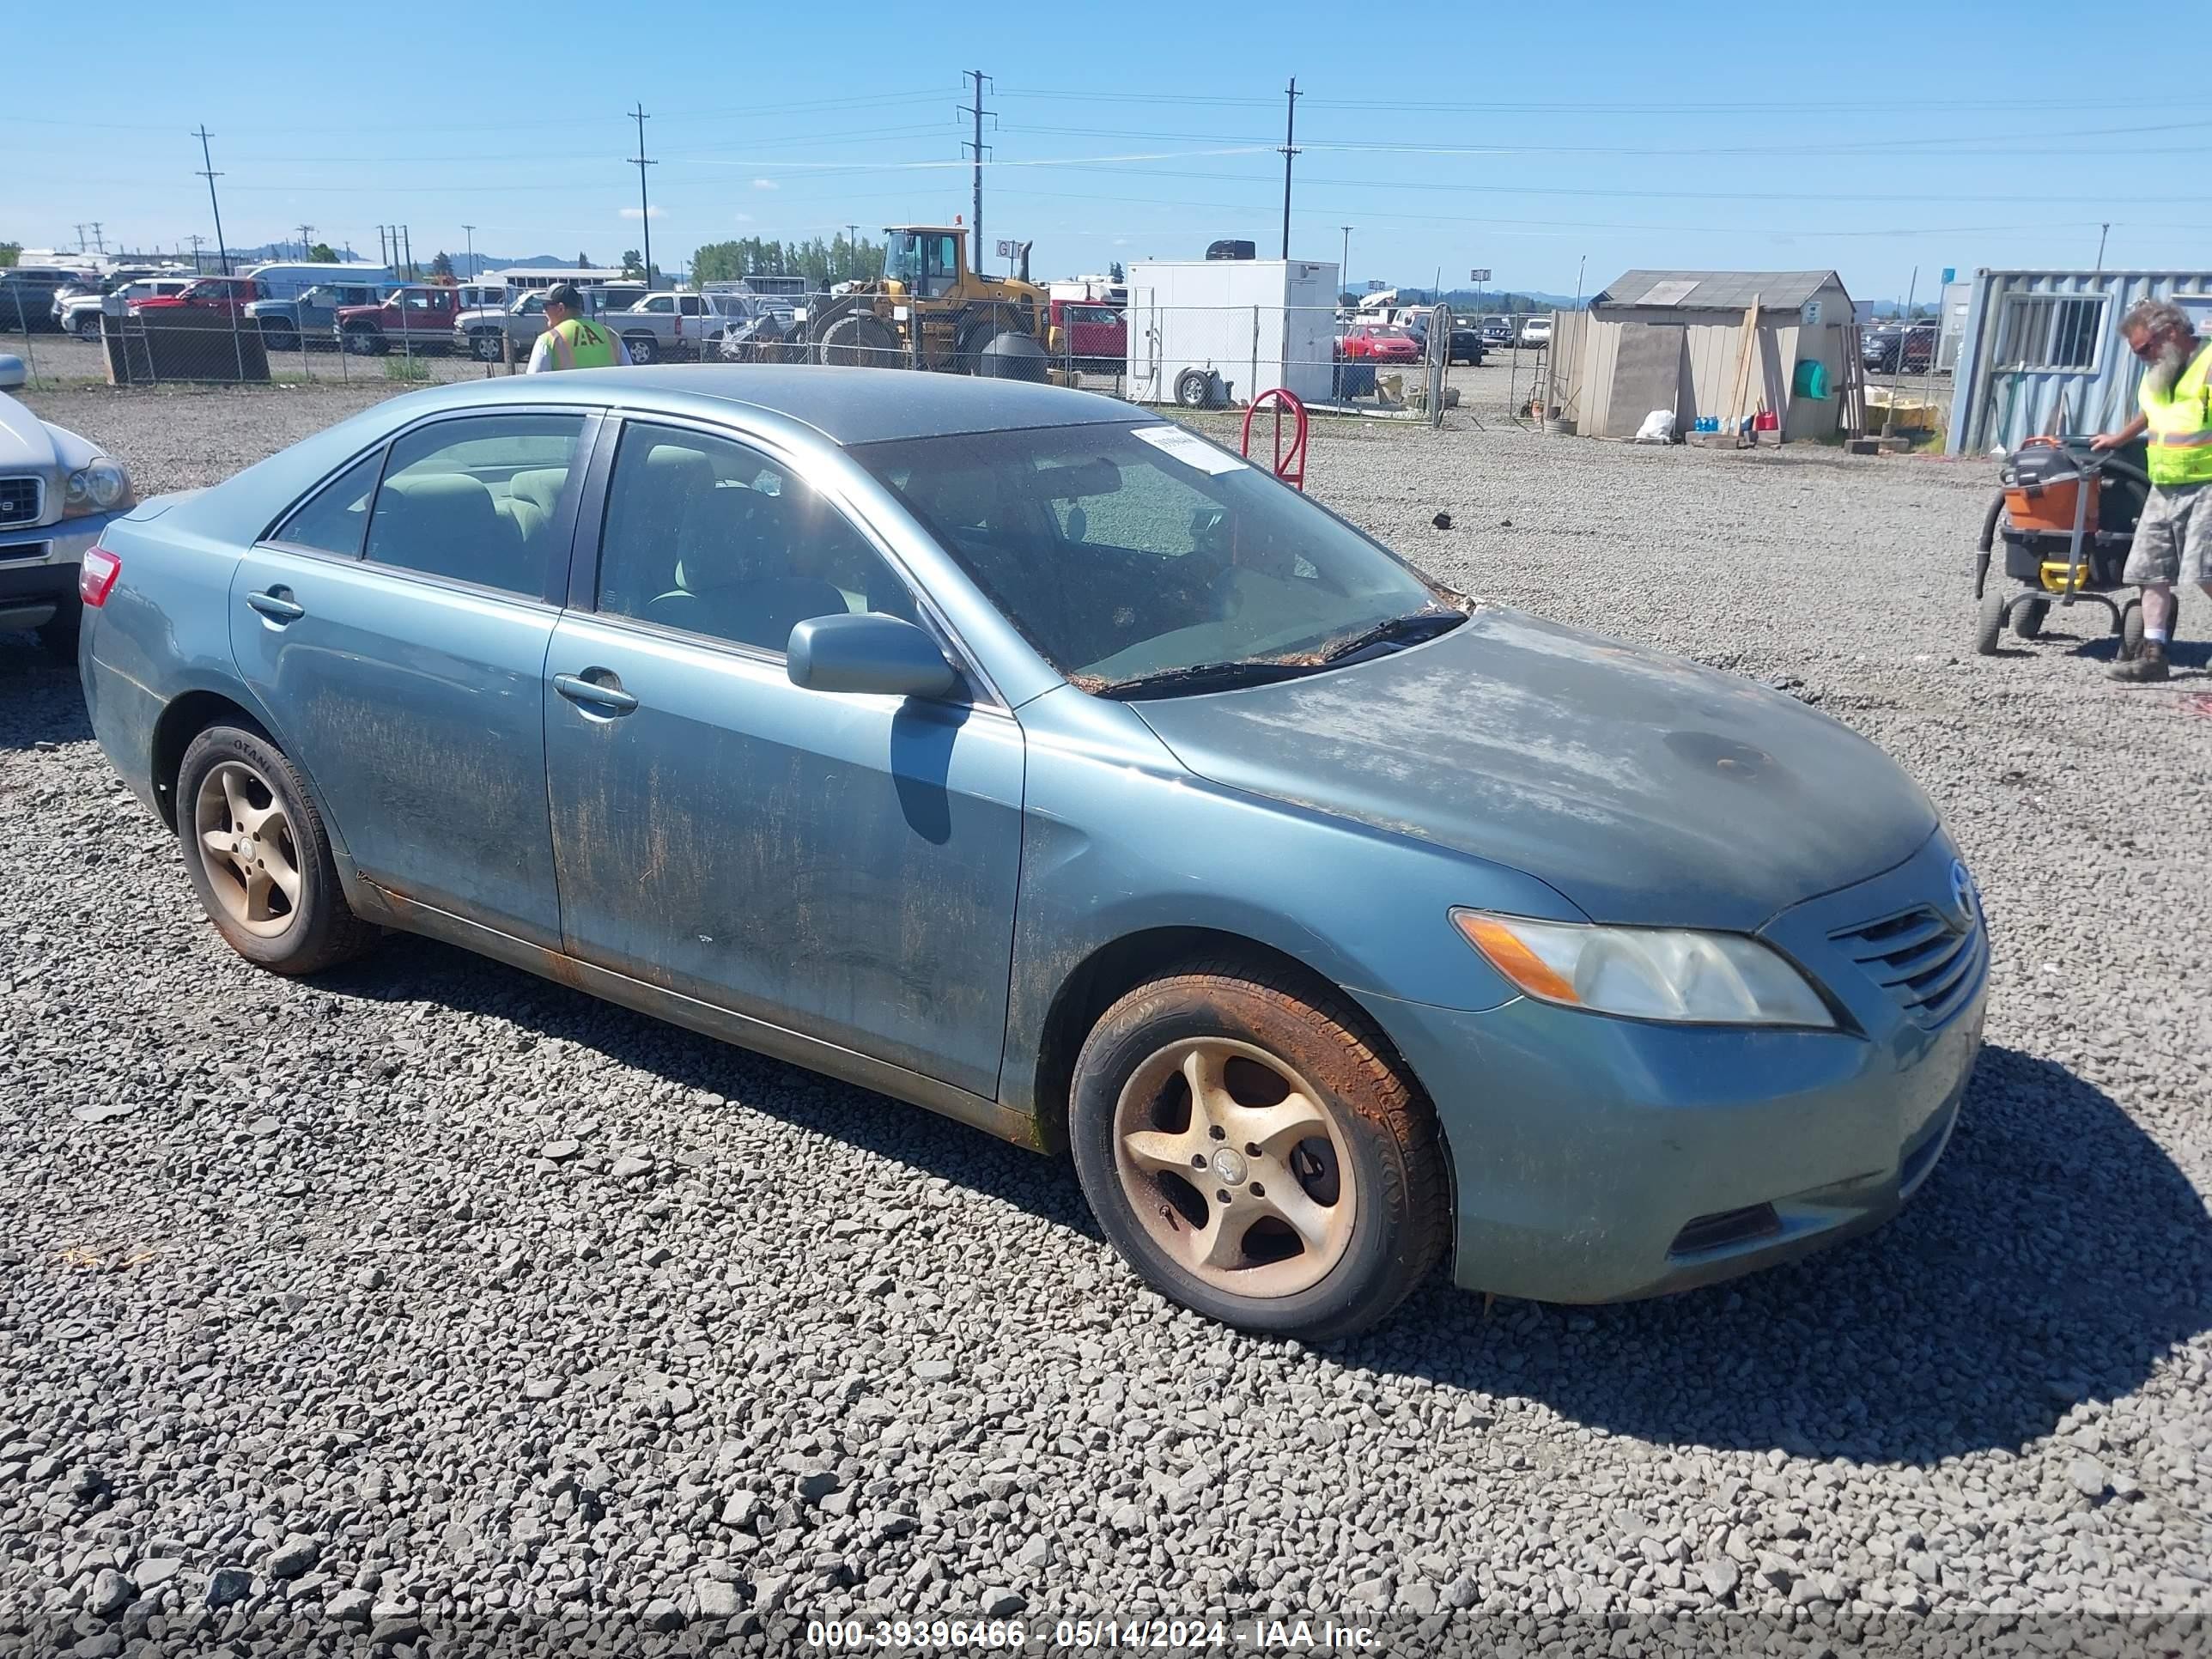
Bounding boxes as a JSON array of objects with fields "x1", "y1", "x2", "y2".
[{"x1": 856, "y1": 422, "x2": 1462, "y2": 695}]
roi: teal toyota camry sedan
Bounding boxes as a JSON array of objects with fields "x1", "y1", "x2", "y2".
[{"x1": 79, "y1": 368, "x2": 1985, "y2": 1340}]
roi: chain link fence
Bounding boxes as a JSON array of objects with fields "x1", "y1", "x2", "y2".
[{"x1": 5, "y1": 281, "x2": 1553, "y2": 467}]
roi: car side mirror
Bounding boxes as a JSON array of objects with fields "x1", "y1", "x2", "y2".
[{"x1": 787, "y1": 612, "x2": 959, "y2": 700}]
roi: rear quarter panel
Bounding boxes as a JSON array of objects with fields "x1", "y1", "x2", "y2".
[{"x1": 82, "y1": 506, "x2": 259, "y2": 821}]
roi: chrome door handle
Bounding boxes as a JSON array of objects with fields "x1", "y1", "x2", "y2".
[
  {"x1": 246, "y1": 588, "x2": 305, "y2": 622},
  {"x1": 553, "y1": 672, "x2": 639, "y2": 714}
]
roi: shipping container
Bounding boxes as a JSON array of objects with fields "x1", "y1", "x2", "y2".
[{"x1": 1947, "y1": 269, "x2": 2212, "y2": 455}]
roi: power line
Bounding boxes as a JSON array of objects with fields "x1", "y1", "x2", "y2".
[
  {"x1": 192, "y1": 125, "x2": 230, "y2": 275},
  {"x1": 629, "y1": 103, "x2": 656, "y2": 285}
]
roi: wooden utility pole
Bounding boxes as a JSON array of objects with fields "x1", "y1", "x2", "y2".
[
  {"x1": 193, "y1": 125, "x2": 230, "y2": 274},
  {"x1": 629, "y1": 104, "x2": 656, "y2": 286},
  {"x1": 1279, "y1": 78, "x2": 1302, "y2": 260}
]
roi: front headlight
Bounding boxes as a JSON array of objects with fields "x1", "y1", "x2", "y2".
[
  {"x1": 1451, "y1": 908, "x2": 1835, "y2": 1028},
  {"x1": 64, "y1": 457, "x2": 133, "y2": 515}
]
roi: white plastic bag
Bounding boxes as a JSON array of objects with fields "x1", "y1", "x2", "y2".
[{"x1": 1633, "y1": 409, "x2": 1677, "y2": 444}]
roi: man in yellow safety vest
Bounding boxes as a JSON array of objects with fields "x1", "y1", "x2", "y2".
[
  {"x1": 2093, "y1": 298, "x2": 2212, "y2": 684},
  {"x1": 526, "y1": 283, "x2": 632, "y2": 374}
]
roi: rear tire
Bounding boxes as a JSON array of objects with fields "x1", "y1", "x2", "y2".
[
  {"x1": 175, "y1": 725, "x2": 380, "y2": 976},
  {"x1": 974, "y1": 328, "x2": 1048, "y2": 383},
  {"x1": 1176, "y1": 368, "x2": 1213, "y2": 409},
  {"x1": 623, "y1": 332, "x2": 658, "y2": 365},
  {"x1": 1068, "y1": 964, "x2": 1449, "y2": 1341},
  {"x1": 2011, "y1": 597, "x2": 2049, "y2": 641}
]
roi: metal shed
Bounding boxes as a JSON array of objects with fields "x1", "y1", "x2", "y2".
[
  {"x1": 1946, "y1": 269, "x2": 2212, "y2": 456},
  {"x1": 1557, "y1": 269, "x2": 1856, "y2": 441}
]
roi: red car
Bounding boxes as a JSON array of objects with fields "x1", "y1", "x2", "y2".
[
  {"x1": 1339, "y1": 325, "x2": 1422, "y2": 363},
  {"x1": 334, "y1": 285, "x2": 462, "y2": 356},
  {"x1": 131, "y1": 275, "x2": 264, "y2": 319}
]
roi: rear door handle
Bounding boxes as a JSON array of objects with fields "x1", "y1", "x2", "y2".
[
  {"x1": 553, "y1": 672, "x2": 640, "y2": 715},
  {"x1": 246, "y1": 588, "x2": 305, "y2": 623}
]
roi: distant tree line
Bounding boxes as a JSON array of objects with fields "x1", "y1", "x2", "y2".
[{"x1": 691, "y1": 235, "x2": 885, "y2": 289}]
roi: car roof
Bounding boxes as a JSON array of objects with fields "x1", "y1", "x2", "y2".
[{"x1": 381, "y1": 365, "x2": 1148, "y2": 447}]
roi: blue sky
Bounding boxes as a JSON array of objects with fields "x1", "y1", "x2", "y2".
[{"x1": 13, "y1": 0, "x2": 2205, "y2": 304}]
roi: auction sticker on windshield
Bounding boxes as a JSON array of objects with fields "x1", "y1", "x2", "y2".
[{"x1": 1130, "y1": 424, "x2": 1247, "y2": 476}]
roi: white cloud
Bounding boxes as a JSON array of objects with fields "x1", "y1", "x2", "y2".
[
  {"x1": 732, "y1": 213, "x2": 754, "y2": 224},
  {"x1": 619, "y1": 205, "x2": 664, "y2": 221},
  {"x1": 751, "y1": 178, "x2": 780, "y2": 191}
]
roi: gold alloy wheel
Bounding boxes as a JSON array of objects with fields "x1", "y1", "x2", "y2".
[
  {"x1": 192, "y1": 760, "x2": 304, "y2": 939},
  {"x1": 1111, "y1": 1036, "x2": 1358, "y2": 1298}
]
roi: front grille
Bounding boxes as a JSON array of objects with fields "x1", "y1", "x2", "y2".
[
  {"x1": 1831, "y1": 904, "x2": 1985, "y2": 1029},
  {"x1": 0, "y1": 477, "x2": 40, "y2": 527}
]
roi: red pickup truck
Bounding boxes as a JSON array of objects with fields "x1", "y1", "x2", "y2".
[
  {"x1": 334, "y1": 285, "x2": 463, "y2": 356},
  {"x1": 130, "y1": 275, "x2": 265, "y2": 319},
  {"x1": 1047, "y1": 298, "x2": 1127, "y2": 368}
]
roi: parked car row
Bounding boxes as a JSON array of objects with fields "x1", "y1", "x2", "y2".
[{"x1": 26, "y1": 258, "x2": 760, "y2": 364}]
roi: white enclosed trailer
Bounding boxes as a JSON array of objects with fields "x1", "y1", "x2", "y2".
[{"x1": 1125, "y1": 258, "x2": 1339, "y2": 406}]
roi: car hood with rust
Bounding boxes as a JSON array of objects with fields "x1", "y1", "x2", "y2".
[{"x1": 1127, "y1": 607, "x2": 1936, "y2": 933}]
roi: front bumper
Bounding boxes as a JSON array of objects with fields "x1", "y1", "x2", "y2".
[
  {"x1": 0, "y1": 509, "x2": 121, "y2": 630},
  {"x1": 1359, "y1": 830, "x2": 1988, "y2": 1304}
]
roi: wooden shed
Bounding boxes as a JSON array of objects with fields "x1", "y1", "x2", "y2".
[{"x1": 1554, "y1": 269, "x2": 1856, "y2": 441}]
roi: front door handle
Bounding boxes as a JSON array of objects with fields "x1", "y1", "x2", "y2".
[
  {"x1": 553, "y1": 672, "x2": 640, "y2": 715},
  {"x1": 246, "y1": 587, "x2": 305, "y2": 623}
]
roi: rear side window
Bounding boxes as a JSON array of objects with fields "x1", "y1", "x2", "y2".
[
  {"x1": 272, "y1": 452, "x2": 384, "y2": 557},
  {"x1": 363, "y1": 414, "x2": 586, "y2": 596}
]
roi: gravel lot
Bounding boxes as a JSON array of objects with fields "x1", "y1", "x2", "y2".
[{"x1": 3, "y1": 376, "x2": 2208, "y2": 1657}]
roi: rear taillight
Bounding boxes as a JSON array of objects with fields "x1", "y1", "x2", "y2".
[{"x1": 79, "y1": 546, "x2": 121, "y2": 607}]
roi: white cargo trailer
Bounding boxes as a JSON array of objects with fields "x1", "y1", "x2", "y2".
[{"x1": 1125, "y1": 258, "x2": 1339, "y2": 406}]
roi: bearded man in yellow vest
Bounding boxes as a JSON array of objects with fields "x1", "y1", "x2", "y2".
[
  {"x1": 526, "y1": 283, "x2": 632, "y2": 374},
  {"x1": 2094, "y1": 298, "x2": 2212, "y2": 684}
]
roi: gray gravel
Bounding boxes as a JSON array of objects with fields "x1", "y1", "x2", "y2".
[{"x1": 2, "y1": 379, "x2": 2208, "y2": 1656}]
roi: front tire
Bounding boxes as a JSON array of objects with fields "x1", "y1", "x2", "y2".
[
  {"x1": 818, "y1": 312, "x2": 900, "y2": 368},
  {"x1": 261, "y1": 325, "x2": 300, "y2": 356},
  {"x1": 1068, "y1": 965, "x2": 1449, "y2": 1341},
  {"x1": 175, "y1": 725, "x2": 379, "y2": 975},
  {"x1": 1175, "y1": 368, "x2": 1213, "y2": 408},
  {"x1": 471, "y1": 330, "x2": 504, "y2": 362},
  {"x1": 1974, "y1": 585, "x2": 2007, "y2": 656}
]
